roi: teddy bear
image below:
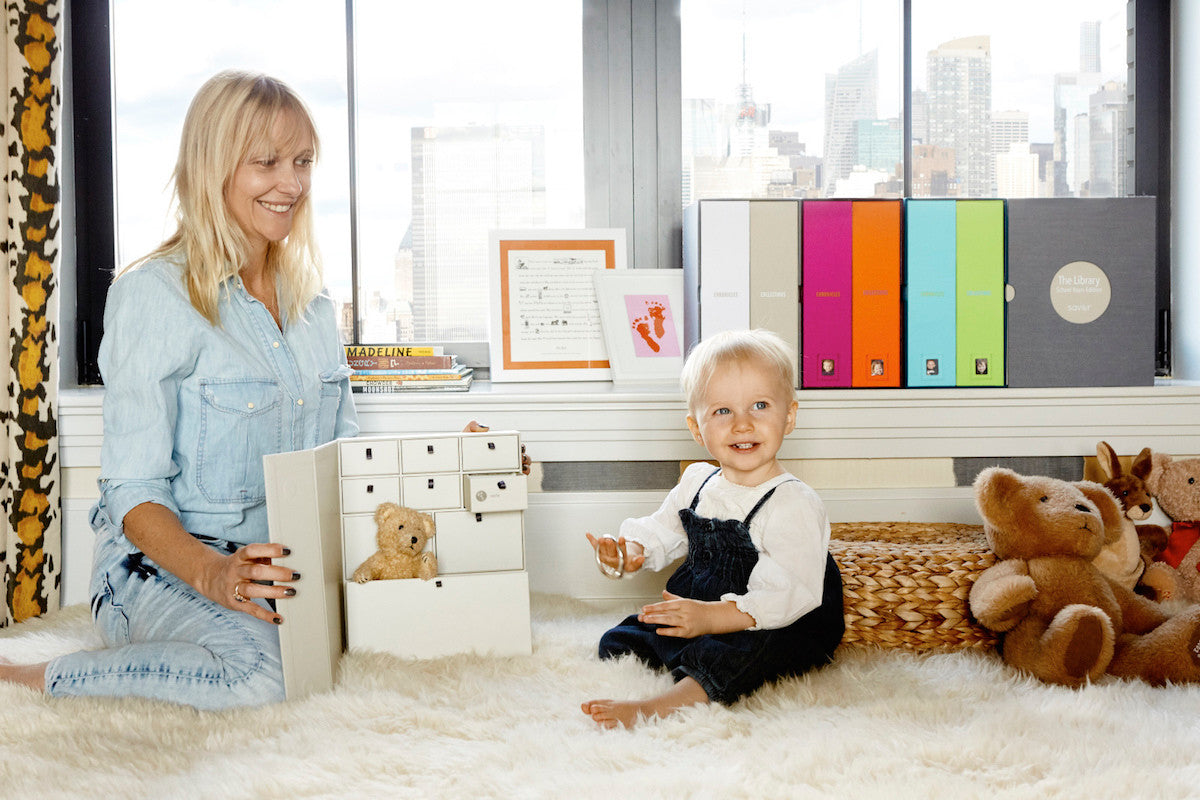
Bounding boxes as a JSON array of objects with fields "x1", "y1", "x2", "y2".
[
  {"x1": 352, "y1": 502, "x2": 438, "y2": 582},
  {"x1": 1093, "y1": 441, "x2": 1176, "y2": 602},
  {"x1": 967, "y1": 466, "x2": 1200, "y2": 687},
  {"x1": 1144, "y1": 450, "x2": 1200, "y2": 603}
]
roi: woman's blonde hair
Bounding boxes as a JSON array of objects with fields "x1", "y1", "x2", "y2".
[
  {"x1": 680, "y1": 329, "x2": 797, "y2": 414},
  {"x1": 120, "y1": 70, "x2": 323, "y2": 325}
]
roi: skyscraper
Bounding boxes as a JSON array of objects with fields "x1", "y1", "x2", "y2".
[
  {"x1": 1089, "y1": 80, "x2": 1127, "y2": 196},
  {"x1": 1080, "y1": 20, "x2": 1102, "y2": 73},
  {"x1": 823, "y1": 49, "x2": 879, "y2": 197},
  {"x1": 926, "y1": 36, "x2": 992, "y2": 197},
  {"x1": 410, "y1": 124, "x2": 546, "y2": 340}
]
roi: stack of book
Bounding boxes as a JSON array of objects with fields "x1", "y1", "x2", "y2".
[{"x1": 346, "y1": 345, "x2": 473, "y2": 392}]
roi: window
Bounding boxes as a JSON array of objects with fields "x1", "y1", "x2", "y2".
[
  {"x1": 351, "y1": 1, "x2": 584, "y2": 346},
  {"x1": 70, "y1": 0, "x2": 1170, "y2": 384},
  {"x1": 682, "y1": 0, "x2": 1129, "y2": 201}
]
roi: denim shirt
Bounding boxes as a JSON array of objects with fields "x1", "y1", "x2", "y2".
[{"x1": 96, "y1": 257, "x2": 359, "y2": 545}]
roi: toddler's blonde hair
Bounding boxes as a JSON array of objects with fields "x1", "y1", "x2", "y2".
[{"x1": 680, "y1": 329, "x2": 797, "y2": 414}]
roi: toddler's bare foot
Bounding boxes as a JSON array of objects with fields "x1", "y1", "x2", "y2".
[
  {"x1": 580, "y1": 677, "x2": 710, "y2": 729},
  {"x1": 0, "y1": 656, "x2": 47, "y2": 691},
  {"x1": 581, "y1": 699, "x2": 645, "y2": 729}
]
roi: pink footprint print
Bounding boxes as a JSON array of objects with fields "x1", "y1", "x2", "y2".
[
  {"x1": 646, "y1": 302, "x2": 667, "y2": 339},
  {"x1": 631, "y1": 314, "x2": 661, "y2": 352}
]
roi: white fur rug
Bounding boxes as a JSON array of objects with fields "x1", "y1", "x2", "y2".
[{"x1": 3, "y1": 594, "x2": 1199, "y2": 799}]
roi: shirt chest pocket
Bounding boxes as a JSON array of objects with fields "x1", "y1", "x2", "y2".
[{"x1": 197, "y1": 378, "x2": 283, "y2": 504}]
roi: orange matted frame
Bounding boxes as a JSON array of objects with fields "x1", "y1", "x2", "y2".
[{"x1": 488, "y1": 229, "x2": 626, "y2": 382}]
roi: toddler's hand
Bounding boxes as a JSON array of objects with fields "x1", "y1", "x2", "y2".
[{"x1": 586, "y1": 533, "x2": 645, "y2": 576}]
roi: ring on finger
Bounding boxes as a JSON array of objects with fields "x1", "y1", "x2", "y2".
[
  {"x1": 233, "y1": 581, "x2": 247, "y2": 603},
  {"x1": 594, "y1": 535, "x2": 624, "y2": 579}
]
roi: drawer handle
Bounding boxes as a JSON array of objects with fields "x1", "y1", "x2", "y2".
[
  {"x1": 497, "y1": 480, "x2": 506, "y2": 490},
  {"x1": 435, "y1": 579, "x2": 443, "y2": 588},
  {"x1": 365, "y1": 447, "x2": 373, "y2": 460},
  {"x1": 427, "y1": 478, "x2": 434, "y2": 489},
  {"x1": 487, "y1": 442, "x2": 496, "y2": 450},
  {"x1": 475, "y1": 513, "x2": 483, "y2": 522},
  {"x1": 366, "y1": 484, "x2": 374, "y2": 493},
  {"x1": 427, "y1": 445, "x2": 434, "y2": 454}
]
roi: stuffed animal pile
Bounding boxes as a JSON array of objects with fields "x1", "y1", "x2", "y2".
[
  {"x1": 1093, "y1": 441, "x2": 1175, "y2": 601},
  {"x1": 352, "y1": 502, "x2": 439, "y2": 582},
  {"x1": 1144, "y1": 451, "x2": 1200, "y2": 603},
  {"x1": 968, "y1": 467, "x2": 1200, "y2": 687}
]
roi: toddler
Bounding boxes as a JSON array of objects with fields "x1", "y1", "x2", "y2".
[{"x1": 581, "y1": 329, "x2": 844, "y2": 728}]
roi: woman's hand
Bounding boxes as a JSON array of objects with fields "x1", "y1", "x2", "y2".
[
  {"x1": 586, "y1": 533, "x2": 645, "y2": 576},
  {"x1": 199, "y1": 543, "x2": 298, "y2": 625},
  {"x1": 637, "y1": 591, "x2": 755, "y2": 638}
]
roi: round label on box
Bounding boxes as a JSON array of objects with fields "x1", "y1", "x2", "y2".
[{"x1": 1049, "y1": 261, "x2": 1111, "y2": 324}]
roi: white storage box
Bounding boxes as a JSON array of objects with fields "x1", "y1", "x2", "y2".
[{"x1": 263, "y1": 430, "x2": 530, "y2": 699}]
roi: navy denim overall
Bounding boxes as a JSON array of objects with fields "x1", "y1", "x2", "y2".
[{"x1": 599, "y1": 469, "x2": 845, "y2": 705}]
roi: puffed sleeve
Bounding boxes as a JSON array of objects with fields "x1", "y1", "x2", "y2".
[
  {"x1": 721, "y1": 480, "x2": 830, "y2": 630},
  {"x1": 619, "y1": 462, "x2": 716, "y2": 571},
  {"x1": 97, "y1": 266, "x2": 198, "y2": 527}
]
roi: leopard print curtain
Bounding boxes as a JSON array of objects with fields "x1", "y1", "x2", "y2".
[{"x1": 2, "y1": 0, "x2": 61, "y2": 626}]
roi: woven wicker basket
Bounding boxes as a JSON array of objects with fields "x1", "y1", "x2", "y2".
[{"x1": 830, "y1": 522, "x2": 999, "y2": 651}]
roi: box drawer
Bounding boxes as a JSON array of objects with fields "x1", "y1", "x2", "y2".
[
  {"x1": 401, "y1": 473, "x2": 462, "y2": 510},
  {"x1": 400, "y1": 436, "x2": 460, "y2": 473},
  {"x1": 340, "y1": 476, "x2": 402, "y2": 514},
  {"x1": 339, "y1": 439, "x2": 400, "y2": 476},
  {"x1": 463, "y1": 473, "x2": 528, "y2": 512},
  {"x1": 343, "y1": 571, "x2": 532, "y2": 658},
  {"x1": 460, "y1": 432, "x2": 521, "y2": 471},
  {"x1": 434, "y1": 510, "x2": 524, "y2": 574}
]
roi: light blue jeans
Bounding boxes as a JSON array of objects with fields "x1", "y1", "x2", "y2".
[{"x1": 44, "y1": 505, "x2": 285, "y2": 710}]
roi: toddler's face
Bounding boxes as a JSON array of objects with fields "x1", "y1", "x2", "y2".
[{"x1": 686, "y1": 359, "x2": 797, "y2": 487}]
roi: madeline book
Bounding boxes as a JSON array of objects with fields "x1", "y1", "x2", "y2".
[{"x1": 344, "y1": 344, "x2": 444, "y2": 359}]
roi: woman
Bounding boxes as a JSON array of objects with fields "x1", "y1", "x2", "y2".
[{"x1": 1, "y1": 71, "x2": 355, "y2": 708}]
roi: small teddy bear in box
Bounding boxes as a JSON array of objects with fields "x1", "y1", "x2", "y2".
[
  {"x1": 1144, "y1": 450, "x2": 1200, "y2": 603},
  {"x1": 352, "y1": 502, "x2": 438, "y2": 582},
  {"x1": 968, "y1": 467, "x2": 1200, "y2": 687}
]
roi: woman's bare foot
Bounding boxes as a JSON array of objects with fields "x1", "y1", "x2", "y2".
[
  {"x1": 581, "y1": 676, "x2": 710, "y2": 728},
  {"x1": 0, "y1": 656, "x2": 47, "y2": 691}
]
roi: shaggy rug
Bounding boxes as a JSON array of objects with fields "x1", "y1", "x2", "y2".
[{"x1": 2, "y1": 594, "x2": 1199, "y2": 799}]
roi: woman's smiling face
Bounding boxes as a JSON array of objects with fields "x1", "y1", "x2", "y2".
[{"x1": 225, "y1": 111, "x2": 314, "y2": 265}]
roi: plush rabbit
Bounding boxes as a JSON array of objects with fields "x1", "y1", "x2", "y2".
[{"x1": 1094, "y1": 441, "x2": 1175, "y2": 602}]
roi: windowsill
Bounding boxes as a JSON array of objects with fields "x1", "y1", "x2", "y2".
[{"x1": 58, "y1": 379, "x2": 1200, "y2": 466}]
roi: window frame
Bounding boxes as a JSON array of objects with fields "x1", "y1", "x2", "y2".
[{"x1": 66, "y1": 0, "x2": 1172, "y2": 386}]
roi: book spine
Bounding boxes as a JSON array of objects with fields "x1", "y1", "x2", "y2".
[
  {"x1": 851, "y1": 200, "x2": 902, "y2": 387},
  {"x1": 344, "y1": 345, "x2": 443, "y2": 358},
  {"x1": 801, "y1": 200, "x2": 853, "y2": 388},
  {"x1": 351, "y1": 367, "x2": 466, "y2": 376},
  {"x1": 346, "y1": 355, "x2": 454, "y2": 369},
  {"x1": 955, "y1": 200, "x2": 1005, "y2": 387},
  {"x1": 904, "y1": 199, "x2": 957, "y2": 387},
  {"x1": 352, "y1": 380, "x2": 472, "y2": 393},
  {"x1": 350, "y1": 371, "x2": 472, "y2": 381}
]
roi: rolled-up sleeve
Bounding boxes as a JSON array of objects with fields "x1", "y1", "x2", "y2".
[
  {"x1": 97, "y1": 269, "x2": 195, "y2": 527},
  {"x1": 721, "y1": 481, "x2": 831, "y2": 630}
]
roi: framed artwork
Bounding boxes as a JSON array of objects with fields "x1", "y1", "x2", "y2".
[
  {"x1": 488, "y1": 229, "x2": 626, "y2": 382},
  {"x1": 593, "y1": 268, "x2": 686, "y2": 388}
]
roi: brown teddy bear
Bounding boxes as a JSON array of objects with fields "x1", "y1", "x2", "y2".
[
  {"x1": 968, "y1": 467, "x2": 1200, "y2": 687},
  {"x1": 1093, "y1": 441, "x2": 1175, "y2": 601},
  {"x1": 352, "y1": 502, "x2": 438, "y2": 582},
  {"x1": 1144, "y1": 451, "x2": 1200, "y2": 603}
]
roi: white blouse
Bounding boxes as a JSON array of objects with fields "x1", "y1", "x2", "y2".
[{"x1": 619, "y1": 462, "x2": 832, "y2": 630}]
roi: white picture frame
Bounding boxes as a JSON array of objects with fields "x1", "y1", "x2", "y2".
[
  {"x1": 592, "y1": 268, "x2": 686, "y2": 388},
  {"x1": 488, "y1": 229, "x2": 626, "y2": 382}
]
